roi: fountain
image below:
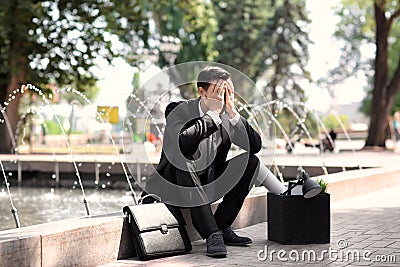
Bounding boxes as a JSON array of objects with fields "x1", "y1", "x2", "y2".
[
  {"x1": 0, "y1": 62, "x2": 368, "y2": 228},
  {"x1": 0, "y1": 80, "x2": 362, "y2": 230},
  {"x1": 0, "y1": 101, "x2": 22, "y2": 227},
  {"x1": 247, "y1": 100, "x2": 330, "y2": 175},
  {"x1": 0, "y1": 159, "x2": 20, "y2": 228},
  {"x1": 0, "y1": 77, "x2": 178, "y2": 229},
  {"x1": 330, "y1": 110, "x2": 362, "y2": 170},
  {"x1": 57, "y1": 87, "x2": 138, "y2": 203},
  {"x1": 0, "y1": 83, "x2": 133, "y2": 226}
]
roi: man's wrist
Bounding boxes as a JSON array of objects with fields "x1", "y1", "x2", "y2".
[
  {"x1": 228, "y1": 110, "x2": 240, "y2": 126},
  {"x1": 227, "y1": 108, "x2": 237, "y2": 119}
]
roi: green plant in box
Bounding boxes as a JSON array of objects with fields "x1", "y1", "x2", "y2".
[{"x1": 316, "y1": 178, "x2": 328, "y2": 193}]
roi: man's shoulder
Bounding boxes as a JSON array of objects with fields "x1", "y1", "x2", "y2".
[{"x1": 165, "y1": 98, "x2": 198, "y2": 118}]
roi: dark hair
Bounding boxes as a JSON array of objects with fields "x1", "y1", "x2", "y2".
[{"x1": 197, "y1": 66, "x2": 231, "y2": 91}]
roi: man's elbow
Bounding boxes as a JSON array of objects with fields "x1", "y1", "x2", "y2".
[
  {"x1": 250, "y1": 143, "x2": 262, "y2": 154},
  {"x1": 250, "y1": 137, "x2": 262, "y2": 154}
]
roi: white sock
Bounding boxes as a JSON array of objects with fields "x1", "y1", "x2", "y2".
[{"x1": 250, "y1": 161, "x2": 285, "y2": 195}]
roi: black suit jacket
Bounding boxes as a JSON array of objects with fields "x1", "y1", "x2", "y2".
[{"x1": 146, "y1": 97, "x2": 262, "y2": 191}]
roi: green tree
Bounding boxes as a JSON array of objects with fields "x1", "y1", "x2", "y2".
[
  {"x1": 327, "y1": 0, "x2": 400, "y2": 148},
  {"x1": 0, "y1": 0, "x2": 150, "y2": 153},
  {"x1": 261, "y1": 0, "x2": 311, "y2": 107},
  {"x1": 147, "y1": 0, "x2": 218, "y2": 98},
  {"x1": 214, "y1": 0, "x2": 272, "y2": 82},
  {"x1": 128, "y1": 0, "x2": 311, "y2": 104},
  {"x1": 212, "y1": 0, "x2": 312, "y2": 112},
  {"x1": 152, "y1": 0, "x2": 218, "y2": 65}
]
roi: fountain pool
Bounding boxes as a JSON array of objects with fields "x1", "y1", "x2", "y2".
[{"x1": 0, "y1": 187, "x2": 137, "y2": 231}]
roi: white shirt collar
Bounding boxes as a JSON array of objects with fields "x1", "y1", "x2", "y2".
[{"x1": 198, "y1": 99, "x2": 206, "y2": 117}]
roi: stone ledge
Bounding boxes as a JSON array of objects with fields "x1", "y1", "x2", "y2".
[
  {"x1": 0, "y1": 216, "x2": 124, "y2": 267},
  {"x1": 0, "y1": 189, "x2": 267, "y2": 267},
  {"x1": 321, "y1": 166, "x2": 400, "y2": 202}
]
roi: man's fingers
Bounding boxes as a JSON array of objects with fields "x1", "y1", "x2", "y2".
[
  {"x1": 227, "y1": 79, "x2": 234, "y2": 93},
  {"x1": 212, "y1": 80, "x2": 224, "y2": 100},
  {"x1": 213, "y1": 80, "x2": 224, "y2": 94}
]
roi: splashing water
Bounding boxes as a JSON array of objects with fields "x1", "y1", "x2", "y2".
[{"x1": 4, "y1": 84, "x2": 91, "y2": 216}]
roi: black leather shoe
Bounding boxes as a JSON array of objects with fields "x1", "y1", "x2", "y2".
[
  {"x1": 206, "y1": 231, "x2": 227, "y2": 258},
  {"x1": 221, "y1": 227, "x2": 252, "y2": 246}
]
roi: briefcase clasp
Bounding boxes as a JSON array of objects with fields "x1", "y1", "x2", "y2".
[{"x1": 160, "y1": 224, "x2": 168, "y2": 234}]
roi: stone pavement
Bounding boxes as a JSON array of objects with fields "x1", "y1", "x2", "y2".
[{"x1": 99, "y1": 187, "x2": 400, "y2": 267}]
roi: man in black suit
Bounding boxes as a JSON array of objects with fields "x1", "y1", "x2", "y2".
[{"x1": 143, "y1": 66, "x2": 285, "y2": 257}]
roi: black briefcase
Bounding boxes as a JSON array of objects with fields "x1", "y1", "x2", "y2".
[{"x1": 123, "y1": 196, "x2": 192, "y2": 260}]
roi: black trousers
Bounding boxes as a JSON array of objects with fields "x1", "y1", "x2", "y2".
[{"x1": 172, "y1": 153, "x2": 259, "y2": 239}]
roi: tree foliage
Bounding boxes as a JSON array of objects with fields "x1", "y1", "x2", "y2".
[
  {"x1": 151, "y1": 0, "x2": 218, "y2": 64},
  {"x1": 136, "y1": 0, "x2": 311, "y2": 102},
  {"x1": 147, "y1": 0, "x2": 219, "y2": 98},
  {"x1": 213, "y1": 0, "x2": 312, "y2": 104},
  {"x1": 0, "y1": 0, "x2": 150, "y2": 91},
  {"x1": 0, "y1": 0, "x2": 150, "y2": 152},
  {"x1": 213, "y1": 0, "x2": 272, "y2": 81},
  {"x1": 261, "y1": 0, "x2": 311, "y2": 106}
]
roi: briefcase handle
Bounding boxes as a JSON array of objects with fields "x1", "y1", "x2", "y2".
[{"x1": 138, "y1": 194, "x2": 162, "y2": 205}]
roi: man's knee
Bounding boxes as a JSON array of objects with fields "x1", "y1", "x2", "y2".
[{"x1": 229, "y1": 152, "x2": 260, "y2": 173}]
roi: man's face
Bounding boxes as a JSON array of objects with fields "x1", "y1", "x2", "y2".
[{"x1": 199, "y1": 79, "x2": 230, "y2": 102}]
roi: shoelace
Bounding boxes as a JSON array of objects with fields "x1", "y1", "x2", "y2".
[{"x1": 209, "y1": 233, "x2": 223, "y2": 245}]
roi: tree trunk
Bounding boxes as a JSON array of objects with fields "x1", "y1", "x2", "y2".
[
  {"x1": 365, "y1": 98, "x2": 392, "y2": 147},
  {"x1": 364, "y1": 2, "x2": 390, "y2": 148},
  {"x1": 0, "y1": 1, "x2": 28, "y2": 154},
  {"x1": 0, "y1": 86, "x2": 10, "y2": 153},
  {"x1": 0, "y1": 36, "x2": 27, "y2": 153},
  {"x1": 1, "y1": 67, "x2": 25, "y2": 154}
]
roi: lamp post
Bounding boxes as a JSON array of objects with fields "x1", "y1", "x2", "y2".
[
  {"x1": 132, "y1": 48, "x2": 160, "y2": 71},
  {"x1": 159, "y1": 36, "x2": 181, "y2": 100},
  {"x1": 159, "y1": 35, "x2": 181, "y2": 66},
  {"x1": 127, "y1": 47, "x2": 160, "y2": 146}
]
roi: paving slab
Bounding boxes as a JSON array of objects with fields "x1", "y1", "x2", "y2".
[{"x1": 100, "y1": 187, "x2": 400, "y2": 267}]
